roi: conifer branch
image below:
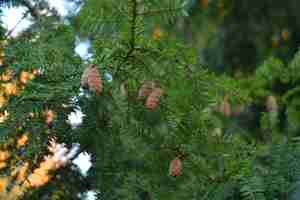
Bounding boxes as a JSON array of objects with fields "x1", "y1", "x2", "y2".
[
  {"x1": 5, "y1": 10, "x2": 30, "y2": 37},
  {"x1": 116, "y1": 0, "x2": 138, "y2": 76},
  {"x1": 137, "y1": 7, "x2": 184, "y2": 17},
  {"x1": 129, "y1": 0, "x2": 137, "y2": 52}
]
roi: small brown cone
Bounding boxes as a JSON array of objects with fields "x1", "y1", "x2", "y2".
[
  {"x1": 145, "y1": 87, "x2": 163, "y2": 110},
  {"x1": 218, "y1": 96, "x2": 231, "y2": 117},
  {"x1": 169, "y1": 157, "x2": 182, "y2": 177},
  {"x1": 81, "y1": 65, "x2": 102, "y2": 94},
  {"x1": 266, "y1": 95, "x2": 278, "y2": 113},
  {"x1": 138, "y1": 81, "x2": 156, "y2": 99},
  {"x1": 87, "y1": 65, "x2": 102, "y2": 94}
]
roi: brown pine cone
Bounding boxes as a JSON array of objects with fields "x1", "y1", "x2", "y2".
[
  {"x1": 169, "y1": 157, "x2": 182, "y2": 177},
  {"x1": 87, "y1": 65, "x2": 102, "y2": 94},
  {"x1": 81, "y1": 65, "x2": 102, "y2": 95},
  {"x1": 145, "y1": 87, "x2": 163, "y2": 110}
]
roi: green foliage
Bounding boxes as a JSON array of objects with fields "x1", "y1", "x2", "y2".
[{"x1": 1, "y1": 0, "x2": 300, "y2": 200}]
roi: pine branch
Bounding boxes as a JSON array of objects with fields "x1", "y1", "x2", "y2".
[
  {"x1": 5, "y1": 10, "x2": 30, "y2": 37},
  {"x1": 115, "y1": 0, "x2": 138, "y2": 76},
  {"x1": 137, "y1": 7, "x2": 184, "y2": 17},
  {"x1": 129, "y1": 0, "x2": 137, "y2": 52}
]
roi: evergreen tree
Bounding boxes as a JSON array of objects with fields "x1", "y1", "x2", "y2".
[{"x1": 1, "y1": 0, "x2": 300, "y2": 200}]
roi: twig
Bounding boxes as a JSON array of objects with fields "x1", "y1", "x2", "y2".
[
  {"x1": 19, "y1": 0, "x2": 40, "y2": 18},
  {"x1": 114, "y1": 0, "x2": 138, "y2": 76},
  {"x1": 137, "y1": 7, "x2": 184, "y2": 17},
  {"x1": 5, "y1": 10, "x2": 30, "y2": 38},
  {"x1": 130, "y1": 0, "x2": 137, "y2": 50}
]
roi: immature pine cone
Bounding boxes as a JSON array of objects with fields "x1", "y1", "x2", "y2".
[
  {"x1": 169, "y1": 157, "x2": 182, "y2": 177},
  {"x1": 81, "y1": 64, "x2": 102, "y2": 94},
  {"x1": 145, "y1": 87, "x2": 163, "y2": 110}
]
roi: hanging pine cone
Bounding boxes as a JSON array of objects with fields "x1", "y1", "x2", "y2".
[
  {"x1": 145, "y1": 87, "x2": 163, "y2": 110},
  {"x1": 138, "y1": 81, "x2": 156, "y2": 99},
  {"x1": 87, "y1": 65, "x2": 102, "y2": 94},
  {"x1": 169, "y1": 157, "x2": 182, "y2": 177},
  {"x1": 81, "y1": 65, "x2": 92, "y2": 88},
  {"x1": 218, "y1": 96, "x2": 231, "y2": 117},
  {"x1": 81, "y1": 64, "x2": 102, "y2": 94},
  {"x1": 266, "y1": 95, "x2": 278, "y2": 113}
]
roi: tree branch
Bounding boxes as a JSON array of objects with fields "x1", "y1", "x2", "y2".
[
  {"x1": 5, "y1": 10, "x2": 30, "y2": 37},
  {"x1": 137, "y1": 7, "x2": 184, "y2": 17},
  {"x1": 19, "y1": 0, "x2": 40, "y2": 18},
  {"x1": 130, "y1": 0, "x2": 137, "y2": 51}
]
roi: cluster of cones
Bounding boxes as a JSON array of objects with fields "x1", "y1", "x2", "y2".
[
  {"x1": 168, "y1": 96, "x2": 278, "y2": 178},
  {"x1": 80, "y1": 65, "x2": 164, "y2": 110},
  {"x1": 216, "y1": 95, "x2": 278, "y2": 117}
]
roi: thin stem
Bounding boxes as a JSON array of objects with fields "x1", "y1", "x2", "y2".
[
  {"x1": 137, "y1": 7, "x2": 184, "y2": 17},
  {"x1": 19, "y1": 0, "x2": 40, "y2": 18},
  {"x1": 115, "y1": 0, "x2": 138, "y2": 77},
  {"x1": 5, "y1": 10, "x2": 30, "y2": 37}
]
